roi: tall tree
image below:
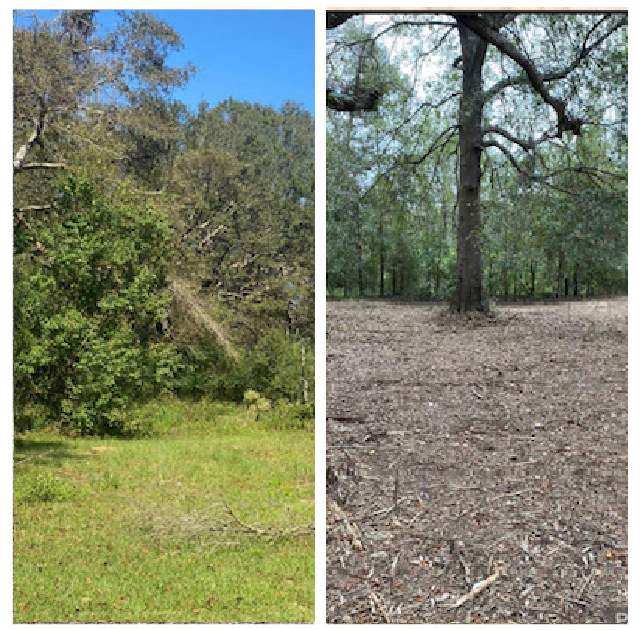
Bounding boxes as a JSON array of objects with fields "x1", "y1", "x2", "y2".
[
  {"x1": 13, "y1": 10, "x2": 194, "y2": 220},
  {"x1": 327, "y1": 11, "x2": 627, "y2": 311}
]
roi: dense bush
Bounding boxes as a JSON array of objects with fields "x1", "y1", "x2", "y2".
[
  {"x1": 173, "y1": 326, "x2": 314, "y2": 406},
  {"x1": 260, "y1": 400, "x2": 315, "y2": 431},
  {"x1": 14, "y1": 176, "x2": 177, "y2": 435},
  {"x1": 247, "y1": 329, "x2": 314, "y2": 404},
  {"x1": 173, "y1": 339, "x2": 251, "y2": 402}
]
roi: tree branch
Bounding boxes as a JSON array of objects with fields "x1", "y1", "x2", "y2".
[
  {"x1": 454, "y1": 12, "x2": 584, "y2": 137},
  {"x1": 476, "y1": 13, "x2": 627, "y2": 130},
  {"x1": 16, "y1": 161, "x2": 67, "y2": 171},
  {"x1": 13, "y1": 98, "x2": 47, "y2": 173},
  {"x1": 14, "y1": 204, "x2": 54, "y2": 213},
  {"x1": 482, "y1": 126, "x2": 555, "y2": 152},
  {"x1": 482, "y1": 138, "x2": 623, "y2": 195},
  {"x1": 327, "y1": 12, "x2": 360, "y2": 30}
]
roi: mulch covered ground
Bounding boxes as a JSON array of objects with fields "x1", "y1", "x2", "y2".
[{"x1": 326, "y1": 298, "x2": 627, "y2": 623}]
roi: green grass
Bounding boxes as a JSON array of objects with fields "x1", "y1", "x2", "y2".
[{"x1": 14, "y1": 398, "x2": 314, "y2": 623}]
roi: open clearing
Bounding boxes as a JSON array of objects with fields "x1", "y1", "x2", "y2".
[
  {"x1": 326, "y1": 298, "x2": 627, "y2": 623},
  {"x1": 14, "y1": 399, "x2": 314, "y2": 623}
]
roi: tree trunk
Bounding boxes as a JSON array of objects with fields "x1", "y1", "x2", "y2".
[
  {"x1": 379, "y1": 222, "x2": 385, "y2": 297},
  {"x1": 557, "y1": 250, "x2": 564, "y2": 298},
  {"x1": 530, "y1": 260, "x2": 536, "y2": 295},
  {"x1": 488, "y1": 261, "x2": 494, "y2": 296},
  {"x1": 452, "y1": 23, "x2": 488, "y2": 312}
]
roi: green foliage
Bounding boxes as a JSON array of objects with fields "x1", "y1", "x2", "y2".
[
  {"x1": 14, "y1": 176, "x2": 177, "y2": 435},
  {"x1": 172, "y1": 338, "x2": 250, "y2": 402},
  {"x1": 173, "y1": 328, "x2": 314, "y2": 406},
  {"x1": 248, "y1": 330, "x2": 314, "y2": 404},
  {"x1": 260, "y1": 400, "x2": 315, "y2": 431},
  {"x1": 171, "y1": 99, "x2": 314, "y2": 340},
  {"x1": 13, "y1": 12, "x2": 315, "y2": 431},
  {"x1": 326, "y1": 13, "x2": 627, "y2": 303}
]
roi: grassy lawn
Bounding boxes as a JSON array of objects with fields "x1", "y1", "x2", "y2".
[{"x1": 14, "y1": 398, "x2": 314, "y2": 623}]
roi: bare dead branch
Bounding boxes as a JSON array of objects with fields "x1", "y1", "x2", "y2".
[{"x1": 16, "y1": 161, "x2": 66, "y2": 171}]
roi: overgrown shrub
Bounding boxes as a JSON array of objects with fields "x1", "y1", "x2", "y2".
[
  {"x1": 14, "y1": 176, "x2": 177, "y2": 435},
  {"x1": 260, "y1": 400, "x2": 314, "y2": 431},
  {"x1": 248, "y1": 329, "x2": 314, "y2": 403},
  {"x1": 173, "y1": 339, "x2": 251, "y2": 401}
]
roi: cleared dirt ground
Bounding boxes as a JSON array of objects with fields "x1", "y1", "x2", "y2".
[{"x1": 326, "y1": 298, "x2": 627, "y2": 623}]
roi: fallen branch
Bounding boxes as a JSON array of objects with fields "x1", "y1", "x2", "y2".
[
  {"x1": 444, "y1": 571, "x2": 502, "y2": 609},
  {"x1": 223, "y1": 501, "x2": 313, "y2": 542}
]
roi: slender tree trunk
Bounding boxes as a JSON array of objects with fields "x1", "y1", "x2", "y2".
[
  {"x1": 452, "y1": 22, "x2": 487, "y2": 312},
  {"x1": 379, "y1": 222, "x2": 385, "y2": 297},
  {"x1": 557, "y1": 250, "x2": 564, "y2": 298},
  {"x1": 530, "y1": 260, "x2": 536, "y2": 295}
]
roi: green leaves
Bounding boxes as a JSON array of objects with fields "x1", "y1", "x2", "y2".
[{"x1": 14, "y1": 176, "x2": 176, "y2": 435}]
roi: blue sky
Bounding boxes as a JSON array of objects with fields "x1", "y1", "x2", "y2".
[{"x1": 13, "y1": 9, "x2": 316, "y2": 116}]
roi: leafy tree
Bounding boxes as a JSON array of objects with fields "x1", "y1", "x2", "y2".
[
  {"x1": 13, "y1": 10, "x2": 316, "y2": 428},
  {"x1": 14, "y1": 177, "x2": 176, "y2": 434},
  {"x1": 327, "y1": 11, "x2": 627, "y2": 310},
  {"x1": 170, "y1": 99, "x2": 315, "y2": 341},
  {"x1": 13, "y1": 10, "x2": 194, "y2": 218}
]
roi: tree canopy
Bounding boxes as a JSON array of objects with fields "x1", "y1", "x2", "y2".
[
  {"x1": 14, "y1": 11, "x2": 315, "y2": 434},
  {"x1": 326, "y1": 11, "x2": 627, "y2": 308}
]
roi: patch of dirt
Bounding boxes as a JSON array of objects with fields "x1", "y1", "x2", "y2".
[{"x1": 326, "y1": 298, "x2": 627, "y2": 623}]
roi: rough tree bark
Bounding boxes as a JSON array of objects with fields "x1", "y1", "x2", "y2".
[{"x1": 454, "y1": 20, "x2": 487, "y2": 311}]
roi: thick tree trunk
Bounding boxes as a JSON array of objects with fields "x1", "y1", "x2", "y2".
[{"x1": 452, "y1": 23, "x2": 487, "y2": 312}]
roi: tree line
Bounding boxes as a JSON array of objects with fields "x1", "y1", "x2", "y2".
[{"x1": 14, "y1": 10, "x2": 314, "y2": 434}]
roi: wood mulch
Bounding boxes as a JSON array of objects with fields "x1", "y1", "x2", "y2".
[{"x1": 326, "y1": 298, "x2": 627, "y2": 623}]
